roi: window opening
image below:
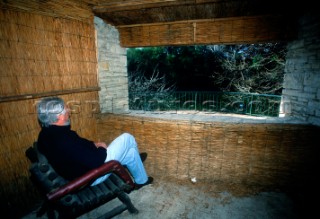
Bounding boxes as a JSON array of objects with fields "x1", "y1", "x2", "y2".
[{"x1": 127, "y1": 43, "x2": 286, "y2": 117}]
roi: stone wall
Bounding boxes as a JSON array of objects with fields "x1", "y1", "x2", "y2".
[
  {"x1": 282, "y1": 13, "x2": 320, "y2": 126},
  {"x1": 94, "y1": 17, "x2": 129, "y2": 113}
]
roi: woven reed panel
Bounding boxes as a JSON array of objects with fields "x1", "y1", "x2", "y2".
[
  {"x1": 0, "y1": 0, "x2": 95, "y2": 22},
  {"x1": 97, "y1": 114, "x2": 320, "y2": 189},
  {"x1": 0, "y1": 9, "x2": 99, "y2": 217},
  {"x1": 0, "y1": 9, "x2": 97, "y2": 97},
  {"x1": 118, "y1": 15, "x2": 296, "y2": 47},
  {"x1": 119, "y1": 22, "x2": 194, "y2": 47}
]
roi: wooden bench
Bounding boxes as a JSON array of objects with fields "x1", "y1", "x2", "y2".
[{"x1": 25, "y1": 142, "x2": 139, "y2": 219}]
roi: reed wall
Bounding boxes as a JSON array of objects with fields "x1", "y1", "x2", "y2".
[
  {"x1": 97, "y1": 114, "x2": 319, "y2": 190},
  {"x1": 0, "y1": 9, "x2": 99, "y2": 217}
]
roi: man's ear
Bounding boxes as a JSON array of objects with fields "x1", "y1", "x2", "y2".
[{"x1": 52, "y1": 114, "x2": 63, "y2": 125}]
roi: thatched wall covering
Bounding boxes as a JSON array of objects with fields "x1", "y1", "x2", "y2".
[
  {"x1": 97, "y1": 114, "x2": 319, "y2": 189},
  {"x1": 0, "y1": 9, "x2": 99, "y2": 217},
  {"x1": 0, "y1": 0, "x2": 96, "y2": 22},
  {"x1": 0, "y1": 10, "x2": 97, "y2": 97}
]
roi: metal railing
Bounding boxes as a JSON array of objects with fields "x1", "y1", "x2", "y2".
[{"x1": 129, "y1": 91, "x2": 282, "y2": 117}]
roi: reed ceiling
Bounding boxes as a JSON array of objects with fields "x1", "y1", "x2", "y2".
[
  {"x1": 1, "y1": 0, "x2": 301, "y2": 24},
  {"x1": 92, "y1": 0, "x2": 299, "y2": 26},
  {"x1": 1, "y1": 0, "x2": 306, "y2": 46}
]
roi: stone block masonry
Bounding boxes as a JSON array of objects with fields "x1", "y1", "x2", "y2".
[
  {"x1": 282, "y1": 13, "x2": 320, "y2": 126},
  {"x1": 94, "y1": 17, "x2": 129, "y2": 113}
]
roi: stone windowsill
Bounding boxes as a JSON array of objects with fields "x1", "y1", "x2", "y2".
[{"x1": 106, "y1": 110, "x2": 308, "y2": 125}]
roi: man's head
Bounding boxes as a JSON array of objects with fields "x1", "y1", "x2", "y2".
[{"x1": 37, "y1": 97, "x2": 70, "y2": 127}]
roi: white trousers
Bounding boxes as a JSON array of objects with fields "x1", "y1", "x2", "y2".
[{"x1": 91, "y1": 133, "x2": 148, "y2": 186}]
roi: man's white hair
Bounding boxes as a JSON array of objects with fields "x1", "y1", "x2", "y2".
[{"x1": 37, "y1": 97, "x2": 65, "y2": 127}]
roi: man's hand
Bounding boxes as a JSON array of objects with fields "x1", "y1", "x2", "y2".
[{"x1": 94, "y1": 142, "x2": 108, "y2": 149}]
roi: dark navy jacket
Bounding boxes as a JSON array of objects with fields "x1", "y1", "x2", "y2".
[{"x1": 37, "y1": 125, "x2": 106, "y2": 180}]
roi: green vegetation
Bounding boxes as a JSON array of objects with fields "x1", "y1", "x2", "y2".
[
  {"x1": 127, "y1": 43, "x2": 286, "y2": 116},
  {"x1": 128, "y1": 43, "x2": 286, "y2": 94}
]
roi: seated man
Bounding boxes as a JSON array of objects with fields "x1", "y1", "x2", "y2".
[{"x1": 36, "y1": 96, "x2": 153, "y2": 189}]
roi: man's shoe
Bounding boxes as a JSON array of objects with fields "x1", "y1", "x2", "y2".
[
  {"x1": 135, "y1": 177, "x2": 153, "y2": 190},
  {"x1": 140, "y1": 152, "x2": 148, "y2": 162}
]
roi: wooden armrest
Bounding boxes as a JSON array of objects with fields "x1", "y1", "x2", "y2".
[{"x1": 47, "y1": 160, "x2": 134, "y2": 202}]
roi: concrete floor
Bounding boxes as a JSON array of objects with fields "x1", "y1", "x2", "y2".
[{"x1": 22, "y1": 178, "x2": 298, "y2": 219}]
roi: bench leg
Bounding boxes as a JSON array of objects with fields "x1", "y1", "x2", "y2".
[{"x1": 117, "y1": 191, "x2": 139, "y2": 214}]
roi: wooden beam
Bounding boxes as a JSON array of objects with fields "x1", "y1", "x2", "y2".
[
  {"x1": 93, "y1": 0, "x2": 196, "y2": 13},
  {"x1": 0, "y1": 87, "x2": 100, "y2": 103}
]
